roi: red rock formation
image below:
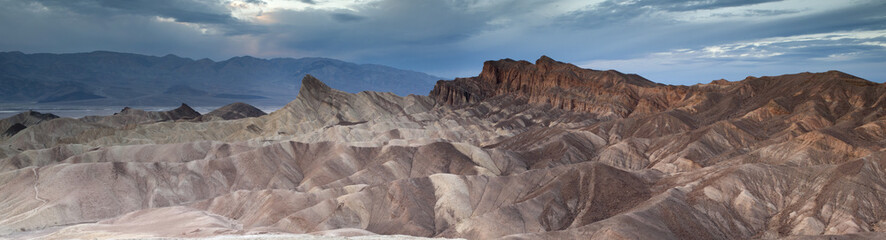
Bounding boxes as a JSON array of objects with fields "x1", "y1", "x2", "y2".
[
  {"x1": 432, "y1": 56, "x2": 688, "y2": 117},
  {"x1": 432, "y1": 56, "x2": 886, "y2": 123}
]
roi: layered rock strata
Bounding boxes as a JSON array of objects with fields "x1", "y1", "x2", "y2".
[{"x1": 1, "y1": 58, "x2": 885, "y2": 239}]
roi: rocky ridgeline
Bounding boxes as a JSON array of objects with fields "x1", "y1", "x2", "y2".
[{"x1": 1, "y1": 58, "x2": 886, "y2": 239}]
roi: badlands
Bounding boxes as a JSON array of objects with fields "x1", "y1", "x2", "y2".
[{"x1": 1, "y1": 56, "x2": 886, "y2": 239}]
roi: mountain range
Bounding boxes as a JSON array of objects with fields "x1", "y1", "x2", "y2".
[
  {"x1": 0, "y1": 56, "x2": 885, "y2": 239},
  {"x1": 0, "y1": 51, "x2": 439, "y2": 106}
]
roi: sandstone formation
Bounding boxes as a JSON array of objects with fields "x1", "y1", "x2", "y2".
[{"x1": 1, "y1": 58, "x2": 886, "y2": 239}]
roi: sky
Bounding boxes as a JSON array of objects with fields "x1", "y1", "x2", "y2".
[{"x1": 0, "y1": 0, "x2": 884, "y2": 85}]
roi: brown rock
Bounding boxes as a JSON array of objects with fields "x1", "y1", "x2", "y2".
[{"x1": 199, "y1": 102, "x2": 267, "y2": 121}]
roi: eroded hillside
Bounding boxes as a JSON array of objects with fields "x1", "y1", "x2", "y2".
[{"x1": 1, "y1": 57, "x2": 885, "y2": 239}]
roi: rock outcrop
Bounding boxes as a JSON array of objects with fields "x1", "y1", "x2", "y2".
[
  {"x1": 2, "y1": 123, "x2": 26, "y2": 137},
  {"x1": 2, "y1": 57, "x2": 886, "y2": 239},
  {"x1": 0, "y1": 111, "x2": 59, "y2": 139},
  {"x1": 78, "y1": 103, "x2": 201, "y2": 128},
  {"x1": 199, "y1": 102, "x2": 267, "y2": 121},
  {"x1": 431, "y1": 56, "x2": 676, "y2": 118}
]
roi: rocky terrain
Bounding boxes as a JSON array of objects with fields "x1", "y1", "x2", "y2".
[
  {"x1": 1, "y1": 56, "x2": 885, "y2": 239},
  {"x1": 198, "y1": 102, "x2": 268, "y2": 121},
  {"x1": 0, "y1": 111, "x2": 58, "y2": 139}
]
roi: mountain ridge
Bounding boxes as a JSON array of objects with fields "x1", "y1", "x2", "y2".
[
  {"x1": 433, "y1": 56, "x2": 881, "y2": 118},
  {"x1": 0, "y1": 51, "x2": 440, "y2": 106},
  {"x1": 1, "y1": 56, "x2": 885, "y2": 239}
]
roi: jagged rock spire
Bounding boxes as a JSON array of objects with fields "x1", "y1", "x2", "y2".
[{"x1": 300, "y1": 74, "x2": 332, "y2": 94}]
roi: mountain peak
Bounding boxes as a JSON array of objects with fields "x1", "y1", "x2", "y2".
[
  {"x1": 297, "y1": 75, "x2": 338, "y2": 102},
  {"x1": 745, "y1": 70, "x2": 878, "y2": 88},
  {"x1": 301, "y1": 74, "x2": 332, "y2": 93},
  {"x1": 534, "y1": 55, "x2": 574, "y2": 72},
  {"x1": 168, "y1": 103, "x2": 200, "y2": 119},
  {"x1": 816, "y1": 70, "x2": 877, "y2": 87},
  {"x1": 822, "y1": 70, "x2": 864, "y2": 80},
  {"x1": 535, "y1": 55, "x2": 558, "y2": 65},
  {"x1": 201, "y1": 102, "x2": 267, "y2": 121}
]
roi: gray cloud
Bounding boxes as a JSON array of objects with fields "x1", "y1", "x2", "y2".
[
  {"x1": 559, "y1": 0, "x2": 783, "y2": 26},
  {"x1": 330, "y1": 12, "x2": 366, "y2": 22},
  {"x1": 33, "y1": 0, "x2": 238, "y2": 24},
  {"x1": 0, "y1": 0, "x2": 244, "y2": 59},
  {"x1": 242, "y1": 0, "x2": 267, "y2": 4},
  {"x1": 710, "y1": 9, "x2": 799, "y2": 18},
  {"x1": 27, "y1": 0, "x2": 271, "y2": 36},
  {"x1": 0, "y1": 0, "x2": 883, "y2": 84},
  {"x1": 645, "y1": 0, "x2": 784, "y2": 11},
  {"x1": 261, "y1": 0, "x2": 490, "y2": 52}
]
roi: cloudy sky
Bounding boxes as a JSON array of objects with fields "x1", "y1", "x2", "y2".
[{"x1": 1, "y1": 0, "x2": 884, "y2": 84}]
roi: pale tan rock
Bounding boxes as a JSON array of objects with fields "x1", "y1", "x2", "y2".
[{"x1": 3, "y1": 60, "x2": 886, "y2": 240}]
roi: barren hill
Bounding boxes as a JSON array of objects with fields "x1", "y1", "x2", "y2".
[{"x1": 1, "y1": 57, "x2": 885, "y2": 239}]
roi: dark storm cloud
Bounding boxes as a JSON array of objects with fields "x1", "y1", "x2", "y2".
[
  {"x1": 25, "y1": 0, "x2": 271, "y2": 36},
  {"x1": 243, "y1": 0, "x2": 886, "y2": 80},
  {"x1": 298, "y1": 0, "x2": 316, "y2": 4},
  {"x1": 0, "y1": 0, "x2": 244, "y2": 60},
  {"x1": 32, "y1": 0, "x2": 238, "y2": 24},
  {"x1": 263, "y1": 0, "x2": 490, "y2": 51}
]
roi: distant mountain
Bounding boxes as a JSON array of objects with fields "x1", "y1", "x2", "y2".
[{"x1": 0, "y1": 51, "x2": 440, "y2": 106}]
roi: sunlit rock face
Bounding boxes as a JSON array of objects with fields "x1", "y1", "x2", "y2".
[{"x1": 2, "y1": 57, "x2": 886, "y2": 239}]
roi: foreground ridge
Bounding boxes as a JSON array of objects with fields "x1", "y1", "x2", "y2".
[{"x1": 1, "y1": 57, "x2": 885, "y2": 239}]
